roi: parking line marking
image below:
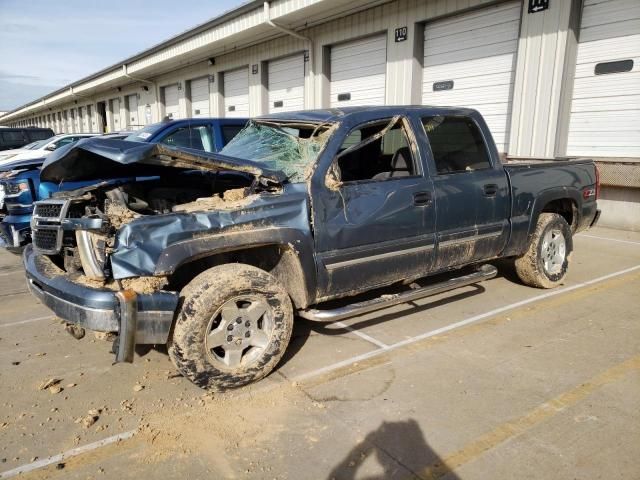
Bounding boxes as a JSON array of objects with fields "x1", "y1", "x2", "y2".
[
  {"x1": 333, "y1": 321, "x2": 389, "y2": 348},
  {"x1": 4, "y1": 266, "x2": 636, "y2": 478},
  {"x1": 420, "y1": 354, "x2": 640, "y2": 478},
  {"x1": 0, "y1": 430, "x2": 136, "y2": 479},
  {"x1": 578, "y1": 234, "x2": 640, "y2": 246},
  {"x1": 0, "y1": 315, "x2": 53, "y2": 328},
  {"x1": 293, "y1": 264, "x2": 640, "y2": 383}
]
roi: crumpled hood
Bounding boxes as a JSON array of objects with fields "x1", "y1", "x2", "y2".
[{"x1": 40, "y1": 137, "x2": 286, "y2": 184}]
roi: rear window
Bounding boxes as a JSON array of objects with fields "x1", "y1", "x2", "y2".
[{"x1": 422, "y1": 116, "x2": 491, "y2": 174}]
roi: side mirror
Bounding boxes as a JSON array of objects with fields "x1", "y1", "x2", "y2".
[{"x1": 45, "y1": 144, "x2": 56, "y2": 151}]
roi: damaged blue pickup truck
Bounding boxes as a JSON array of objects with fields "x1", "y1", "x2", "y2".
[{"x1": 23, "y1": 106, "x2": 600, "y2": 391}]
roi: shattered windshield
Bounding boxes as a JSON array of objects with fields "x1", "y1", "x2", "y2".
[{"x1": 220, "y1": 120, "x2": 333, "y2": 182}]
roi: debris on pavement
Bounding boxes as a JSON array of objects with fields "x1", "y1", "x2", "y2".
[{"x1": 38, "y1": 378, "x2": 62, "y2": 390}]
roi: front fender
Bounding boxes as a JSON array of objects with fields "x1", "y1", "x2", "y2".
[{"x1": 154, "y1": 227, "x2": 317, "y2": 307}]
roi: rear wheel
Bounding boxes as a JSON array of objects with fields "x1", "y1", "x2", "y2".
[
  {"x1": 169, "y1": 264, "x2": 293, "y2": 391},
  {"x1": 514, "y1": 213, "x2": 573, "y2": 289}
]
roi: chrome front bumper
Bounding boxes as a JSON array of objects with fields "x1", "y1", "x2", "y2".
[{"x1": 24, "y1": 245, "x2": 178, "y2": 345}]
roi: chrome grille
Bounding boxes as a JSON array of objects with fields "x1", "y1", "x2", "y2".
[
  {"x1": 33, "y1": 229, "x2": 58, "y2": 251},
  {"x1": 34, "y1": 203, "x2": 63, "y2": 218},
  {"x1": 31, "y1": 199, "x2": 69, "y2": 254}
]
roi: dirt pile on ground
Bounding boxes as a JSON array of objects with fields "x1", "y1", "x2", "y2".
[
  {"x1": 173, "y1": 187, "x2": 254, "y2": 213},
  {"x1": 134, "y1": 382, "x2": 327, "y2": 474}
]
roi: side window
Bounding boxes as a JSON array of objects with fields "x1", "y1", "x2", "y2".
[
  {"x1": 334, "y1": 118, "x2": 416, "y2": 183},
  {"x1": 54, "y1": 137, "x2": 76, "y2": 149},
  {"x1": 160, "y1": 125, "x2": 214, "y2": 152},
  {"x1": 422, "y1": 116, "x2": 491, "y2": 174}
]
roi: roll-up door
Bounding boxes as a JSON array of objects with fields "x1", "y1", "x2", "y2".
[
  {"x1": 223, "y1": 67, "x2": 249, "y2": 117},
  {"x1": 190, "y1": 77, "x2": 210, "y2": 117},
  {"x1": 422, "y1": 1, "x2": 521, "y2": 154},
  {"x1": 110, "y1": 98, "x2": 121, "y2": 131},
  {"x1": 78, "y1": 107, "x2": 85, "y2": 133},
  {"x1": 163, "y1": 85, "x2": 179, "y2": 120},
  {"x1": 127, "y1": 94, "x2": 139, "y2": 127},
  {"x1": 268, "y1": 54, "x2": 305, "y2": 113},
  {"x1": 330, "y1": 34, "x2": 387, "y2": 107},
  {"x1": 566, "y1": 0, "x2": 640, "y2": 157}
]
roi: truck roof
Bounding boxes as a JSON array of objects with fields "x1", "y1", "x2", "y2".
[{"x1": 258, "y1": 105, "x2": 480, "y2": 123}]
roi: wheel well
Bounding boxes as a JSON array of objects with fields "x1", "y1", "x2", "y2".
[
  {"x1": 167, "y1": 244, "x2": 309, "y2": 309},
  {"x1": 541, "y1": 198, "x2": 578, "y2": 232}
]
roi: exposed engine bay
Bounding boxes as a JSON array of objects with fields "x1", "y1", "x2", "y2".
[{"x1": 34, "y1": 170, "x2": 270, "y2": 287}]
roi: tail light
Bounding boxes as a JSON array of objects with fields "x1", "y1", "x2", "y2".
[{"x1": 594, "y1": 164, "x2": 600, "y2": 200}]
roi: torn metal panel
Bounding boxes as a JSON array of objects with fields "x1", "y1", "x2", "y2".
[{"x1": 110, "y1": 183, "x2": 313, "y2": 279}]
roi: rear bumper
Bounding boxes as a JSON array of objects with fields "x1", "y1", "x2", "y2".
[{"x1": 23, "y1": 244, "x2": 178, "y2": 344}]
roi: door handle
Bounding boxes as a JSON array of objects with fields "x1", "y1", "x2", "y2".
[
  {"x1": 483, "y1": 184, "x2": 498, "y2": 196},
  {"x1": 414, "y1": 191, "x2": 432, "y2": 206}
]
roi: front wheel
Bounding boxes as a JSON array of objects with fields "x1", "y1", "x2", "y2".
[
  {"x1": 514, "y1": 213, "x2": 573, "y2": 289},
  {"x1": 169, "y1": 264, "x2": 294, "y2": 391}
]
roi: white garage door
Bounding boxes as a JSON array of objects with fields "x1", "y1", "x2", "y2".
[
  {"x1": 78, "y1": 107, "x2": 85, "y2": 133},
  {"x1": 567, "y1": 0, "x2": 640, "y2": 157},
  {"x1": 422, "y1": 1, "x2": 521, "y2": 154},
  {"x1": 224, "y1": 68, "x2": 249, "y2": 117},
  {"x1": 268, "y1": 54, "x2": 305, "y2": 113},
  {"x1": 190, "y1": 77, "x2": 210, "y2": 117},
  {"x1": 127, "y1": 94, "x2": 139, "y2": 127},
  {"x1": 163, "y1": 85, "x2": 180, "y2": 120},
  {"x1": 110, "y1": 98, "x2": 121, "y2": 131},
  {"x1": 330, "y1": 34, "x2": 387, "y2": 107}
]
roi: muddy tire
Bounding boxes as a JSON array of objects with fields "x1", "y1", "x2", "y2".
[
  {"x1": 514, "y1": 213, "x2": 573, "y2": 289},
  {"x1": 168, "y1": 264, "x2": 293, "y2": 391}
]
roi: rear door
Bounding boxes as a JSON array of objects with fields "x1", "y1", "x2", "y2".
[
  {"x1": 312, "y1": 116, "x2": 436, "y2": 297},
  {"x1": 419, "y1": 114, "x2": 509, "y2": 269}
]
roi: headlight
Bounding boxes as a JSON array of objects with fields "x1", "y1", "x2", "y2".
[{"x1": 6, "y1": 181, "x2": 29, "y2": 195}]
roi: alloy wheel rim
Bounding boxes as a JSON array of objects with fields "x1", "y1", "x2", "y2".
[
  {"x1": 541, "y1": 228, "x2": 566, "y2": 276},
  {"x1": 205, "y1": 295, "x2": 273, "y2": 369}
]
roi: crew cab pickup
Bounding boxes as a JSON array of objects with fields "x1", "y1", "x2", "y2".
[{"x1": 23, "y1": 106, "x2": 600, "y2": 391}]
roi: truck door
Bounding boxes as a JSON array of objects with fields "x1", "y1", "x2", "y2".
[
  {"x1": 419, "y1": 115, "x2": 510, "y2": 270},
  {"x1": 312, "y1": 117, "x2": 437, "y2": 298}
]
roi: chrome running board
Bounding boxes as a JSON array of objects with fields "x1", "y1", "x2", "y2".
[{"x1": 298, "y1": 264, "x2": 497, "y2": 322}]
